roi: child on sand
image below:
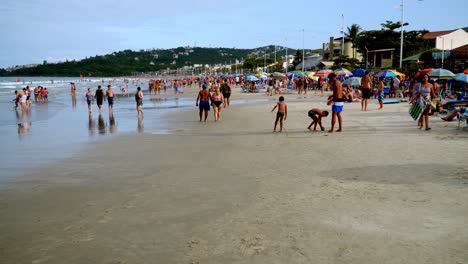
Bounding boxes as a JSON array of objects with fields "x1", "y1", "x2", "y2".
[
  {"x1": 271, "y1": 96, "x2": 287, "y2": 132},
  {"x1": 307, "y1": 108, "x2": 329, "y2": 131}
]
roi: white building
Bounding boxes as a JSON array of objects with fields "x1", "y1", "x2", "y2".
[{"x1": 422, "y1": 28, "x2": 468, "y2": 51}]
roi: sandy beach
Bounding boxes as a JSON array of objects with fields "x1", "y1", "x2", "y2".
[{"x1": 1, "y1": 86, "x2": 468, "y2": 264}]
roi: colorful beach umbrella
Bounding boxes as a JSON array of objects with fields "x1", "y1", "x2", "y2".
[
  {"x1": 374, "y1": 69, "x2": 402, "y2": 78},
  {"x1": 306, "y1": 71, "x2": 316, "y2": 78},
  {"x1": 287, "y1": 71, "x2": 305, "y2": 79},
  {"x1": 414, "y1": 68, "x2": 435, "y2": 78},
  {"x1": 333, "y1": 67, "x2": 353, "y2": 77},
  {"x1": 314, "y1": 69, "x2": 333, "y2": 77},
  {"x1": 427, "y1": 68, "x2": 455, "y2": 79}
]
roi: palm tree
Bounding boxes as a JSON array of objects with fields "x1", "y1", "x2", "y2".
[{"x1": 345, "y1": 24, "x2": 362, "y2": 59}]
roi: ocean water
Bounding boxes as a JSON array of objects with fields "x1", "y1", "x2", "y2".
[
  {"x1": 0, "y1": 77, "x2": 182, "y2": 180},
  {"x1": 0, "y1": 77, "x2": 268, "y2": 180}
]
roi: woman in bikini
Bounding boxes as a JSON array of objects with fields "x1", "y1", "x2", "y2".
[
  {"x1": 211, "y1": 88, "x2": 224, "y2": 121},
  {"x1": 412, "y1": 73, "x2": 436, "y2": 130}
]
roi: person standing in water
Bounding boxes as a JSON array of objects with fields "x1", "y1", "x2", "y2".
[
  {"x1": 95, "y1": 85, "x2": 104, "y2": 113},
  {"x1": 106, "y1": 85, "x2": 115, "y2": 112},
  {"x1": 135, "y1": 87, "x2": 144, "y2": 116},
  {"x1": 85, "y1": 88, "x2": 94, "y2": 113}
]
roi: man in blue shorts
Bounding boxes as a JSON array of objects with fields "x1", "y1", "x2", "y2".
[
  {"x1": 328, "y1": 73, "x2": 345, "y2": 133},
  {"x1": 196, "y1": 84, "x2": 212, "y2": 122}
]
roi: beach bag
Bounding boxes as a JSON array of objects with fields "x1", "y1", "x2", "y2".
[{"x1": 409, "y1": 101, "x2": 423, "y2": 121}]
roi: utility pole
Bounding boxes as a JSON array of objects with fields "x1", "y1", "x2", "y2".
[
  {"x1": 302, "y1": 29, "x2": 305, "y2": 72},
  {"x1": 399, "y1": 0, "x2": 404, "y2": 69},
  {"x1": 341, "y1": 14, "x2": 345, "y2": 56}
]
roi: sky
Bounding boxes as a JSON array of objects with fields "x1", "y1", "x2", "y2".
[{"x1": 0, "y1": 0, "x2": 466, "y2": 68}]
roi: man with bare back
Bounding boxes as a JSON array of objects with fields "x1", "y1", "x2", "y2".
[{"x1": 196, "y1": 85, "x2": 212, "y2": 122}]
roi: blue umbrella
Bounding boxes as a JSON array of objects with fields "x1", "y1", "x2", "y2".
[
  {"x1": 351, "y1": 68, "x2": 366, "y2": 77},
  {"x1": 454, "y1": 73, "x2": 468, "y2": 83},
  {"x1": 246, "y1": 75, "x2": 259, "y2": 81}
]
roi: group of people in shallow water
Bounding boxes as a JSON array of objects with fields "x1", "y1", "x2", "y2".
[{"x1": 13, "y1": 86, "x2": 49, "y2": 111}]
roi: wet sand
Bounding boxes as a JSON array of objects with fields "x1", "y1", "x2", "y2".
[{"x1": 1, "y1": 88, "x2": 468, "y2": 264}]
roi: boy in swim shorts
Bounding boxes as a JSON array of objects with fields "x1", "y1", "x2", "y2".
[
  {"x1": 271, "y1": 96, "x2": 287, "y2": 132},
  {"x1": 307, "y1": 108, "x2": 329, "y2": 131}
]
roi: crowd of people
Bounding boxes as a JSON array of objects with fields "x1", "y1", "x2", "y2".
[{"x1": 11, "y1": 70, "x2": 467, "y2": 136}]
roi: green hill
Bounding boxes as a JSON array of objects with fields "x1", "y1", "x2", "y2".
[{"x1": 1, "y1": 46, "x2": 310, "y2": 77}]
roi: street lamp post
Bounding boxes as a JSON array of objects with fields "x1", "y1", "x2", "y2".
[
  {"x1": 439, "y1": 36, "x2": 445, "y2": 68},
  {"x1": 399, "y1": 0, "x2": 404, "y2": 69}
]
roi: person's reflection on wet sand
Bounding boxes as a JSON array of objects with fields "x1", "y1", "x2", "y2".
[
  {"x1": 88, "y1": 113, "x2": 96, "y2": 136},
  {"x1": 71, "y1": 94, "x2": 77, "y2": 110},
  {"x1": 17, "y1": 122, "x2": 31, "y2": 140},
  {"x1": 137, "y1": 116, "x2": 144, "y2": 133},
  {"x1": 109, "y1": 112, "x2": 116, "y2": 134},
  {"x1": 98, "y1": 113, "x2": 106, "y2": 134}
]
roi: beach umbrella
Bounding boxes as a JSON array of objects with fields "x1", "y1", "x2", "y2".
[
  {"x1": 287, "y1": 71, "x2": 305, "y2": 79},
  {"x1": 374, "y1": 69, "x2": 402, "y2": 78},
  {"x1": 334, "y1": 67, "x2": 353, "y2": 77},
  {"x1": 314, "y1": 69, "x2": 333, "y2": 77},
  {"x1": 414, "y1": 68, "x2": 435, "y2": 78},
  {"x1": 342, "y1": 77, "x2": 362, "y2": 87},
  {"x1": 464, "y1": 69, "x2": 468, "y2": 74},
  {"x1": 427, "y1": 68, "x2": 455, "y2": 79},
  {"x1": 258, "y1": 75, "x2": 268, "y2": 80},
  {"x1": 290, "y1": 71, "x2": 305, "y2": 77},
  {"x1": 272, "y1": 72, "x2": 288, "y2": 80},
  {"x1": 306, "y1": 71, "x2": 316, "y2": 78},
  {"x1": 454, "y1": 73, "x2": 468, "y2": 83},
  {"x1": 245, "y1": 75, "x2": 259, "y2": 81},
  {"x1": 351, "y1": 68, "x2": 366, "y2": 77}
]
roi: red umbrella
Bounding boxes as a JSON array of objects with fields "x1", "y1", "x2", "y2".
[
  {"x1": 464, "y1": 69, "x2": 468, "y2": 74},
  {"x1": 314, "y1": 69, "x2": 333, "y2": 77},
  {"x1": 414, "y1": 68, "x2": 435, "y2": 78}
]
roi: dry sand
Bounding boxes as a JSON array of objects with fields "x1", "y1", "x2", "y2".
[{"x1": 1, "y1": 87, "x2": 468, "y2": 264}]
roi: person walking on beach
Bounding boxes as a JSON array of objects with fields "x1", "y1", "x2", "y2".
[
  {"x1": 70, "y1": 82, "x2": 76, "y2": 96},
  {"x1": 106, "y1": 85, "x2": 115, "y2": 112},
  {"x1": 211, "y1": 88, "x2": 224, "y2": 122},
  {"x1": 328, "y1": 73, "x2": 344, "y2": 133},
  {"x1": 271, "y1": 96, "x2": 287, "y2": 132},
  {"x1": 378, "y1": 77, "x2": 385, "y2": 110},
  {"x1": 196, "y1": 84, "x2": 211, "y2": 122},
  {"x1": 361, "y1": 71, "x2": 372, "y2": 111},
  {"x1": 307, "y1": 108, "x2": 329, "y2": 131},
  {"x1": 135, "y1": 87, "x2": 144, "y2": 117},
  {"x1": 411, "y1": 73, "x2": 435, "y2": 130},
  {"x1": 95, "y1": 85, "x2": 104, "y2": 113},
  {"x1": 221, "y1": 79, "x2": 231, "y2": 108},
  {"x1": 85, "y1": 88, "x2": 94, "y2": 113}
]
